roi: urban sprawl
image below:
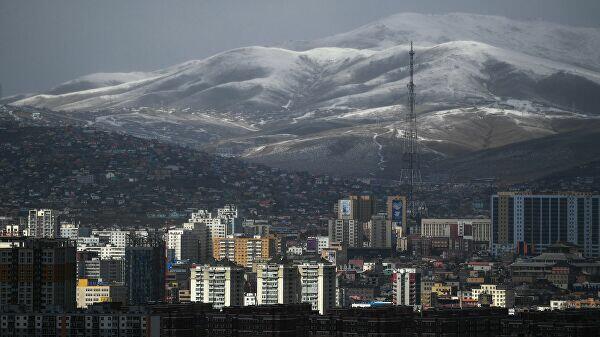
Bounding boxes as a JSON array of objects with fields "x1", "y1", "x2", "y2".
[{"x1": 2, "y1": 191, "x2": 600, "y2": 336}]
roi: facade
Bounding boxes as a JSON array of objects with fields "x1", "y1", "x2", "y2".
[
  {"x1": 76, "y1": 279, "x2": 127, "y2": 308},
  {"x1": 471, "y1": 284, "x2": 515, "y2": 308},
  {"x1": 297, "y1": 262, "x2": 336, "y2": 314},
  {"x1": 26, "y1": 209, "x2": 58, "y2": 238},
  {"x1": 393, "y1": 268, "x2": 421, "y2": 307},
  {"x1": 190, "y1": 263, "x2": 245, "y2": 309},
  {"x1": 491, "y1": 192, "x2": 600, "y2": 257},
  {"x1": 124, "y1": 233, "x2": 165, "y2": 305},
  {"x1": 256, "y1": 262, "x2": 301, "y2": 305},
  {"x1": 212, "y1": 235, "x2": 277, "y2": 268},
  {"x1": 0, "y1": 237, "x2": 76, "y2": 311}
]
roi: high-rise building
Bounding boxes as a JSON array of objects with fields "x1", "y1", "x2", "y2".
[
  {"x1": 337, "y1": 198, "x2": 358, "y2": 220},
  {"x1": 27, "y1": 209, "x2": 58, "y2": 238},
  {"x1": 256, "y1": 261, "x2": 300, "y2": 305},
  {"x1": 393, "y1": 268, "x2": 421, "y2": 307},
  {"x1": 368, "y1": 213, "x2": 392, "y2": 248},
  {"x1": 124, "y1": 232, "x2": 166, "y2": 305},
  {"x1": 328, "y1": 219, "x2": 363, "y2": 248},
  {"x1": 387, "y1": 196, "x2": 407, "y2": 227},
  {"x1": 217, "y1": 204, "x2": 241, "y2": 235},
  {"x1": 212, "y1": 235, "x2": 277, "y2": 268},
  {"x1": 190, "y1": 263, "x2": 245, "y2": 309},
  {"x1": 297, "y1": 261, "x2": 336, "y2": 314},
  {"x1": 0, "y1": 237, "x2": 77, "y2": 311},
  {"x1": 76, "y1": 278, "x2": 127, "y2": 308},
  {"x1": 349, "y1": 195, "x2": 377, "y2": 222},
  {"x1": 166, "y1": 223, "x2": 210, "y2": 263},
  {"x1": 491, "y1": 192, "x2": 600, "y2": 257},
  {"x1": 187, "y1": 210, "x2": 228, "y2": 241}
]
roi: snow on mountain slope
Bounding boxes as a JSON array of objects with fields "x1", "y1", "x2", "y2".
[
  {"x1": 47, "y1": 72, "x2": 154, "y2": 95},
  {"x1": 13, "y1": 41, "x2": 600, "y2": 115},
  {"x1": 288, "y1": 12, "x2": 600, "y2": 72}
]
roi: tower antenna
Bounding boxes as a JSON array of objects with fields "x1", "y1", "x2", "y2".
[{"x1": 400, "y1": 42, "x2": 426, "y2": 217}]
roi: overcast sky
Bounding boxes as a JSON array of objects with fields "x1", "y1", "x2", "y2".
[{"x1": 1, "y1": 0, "x2": 598, "y2": 96}]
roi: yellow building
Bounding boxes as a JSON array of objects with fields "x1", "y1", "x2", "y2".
[
  {"x1": 212, "y1": 235, "x2": 277, "y2": 268},
  {"x1": 76, "y1": 278, "x2": 127, "y2": 308},
  {"x1": 431, "y1": 283, "x2": 452, "y2": 297}
]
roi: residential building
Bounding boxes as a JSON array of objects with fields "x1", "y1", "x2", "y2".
[
  {"x1": 297, "y1": 261, "x2": 336, "y2": 314},
  {"x1": 212, "y1": 235, "x2": 277, "y2": 268},
  {"x1": 328, "y1": 219, "x2": 363, "y2": 248},
  {"x1": 368, "y1": 213, "x2": 392, "y2": 248},
  {"x1": 190, "y1": 263, "x2": 245, "y2": 309},
  {"x1": 256, "y1": 261, "x2": 300, "y2": 305},
  {"x1": 26, "y1": 209, "x2": 58, "y2": 238},
  {"x1": 393, "y1": 268, "x2": 421, "y2": 307},
  {"x1": 0, "y1": 237, "x2": 76, "y2": 311}
]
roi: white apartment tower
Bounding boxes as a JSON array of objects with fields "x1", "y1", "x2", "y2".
[
  {"x1": 256, "y1": 262, "x2": 300, "y2": 305},
  {"x1": 190, "y1": 264, "x2": 245, "y2": 309},
  {"x1": 393, "y1": 268, "x2": 422, "y2": 307},
  {"x1": 27, "y1": 209, "x2": 58, "y2": 238},
  {"x1": 297, "y1": 262, "x2": 336, "y2": 314}
]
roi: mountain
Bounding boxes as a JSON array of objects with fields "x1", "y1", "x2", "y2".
[{"x1": 7, "y1": 13, "x2": 600, "y2": 182}]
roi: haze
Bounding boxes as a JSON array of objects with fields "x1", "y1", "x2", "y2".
[{"x1": 1, "y1": 0, "x2": 598, "y2": 96}]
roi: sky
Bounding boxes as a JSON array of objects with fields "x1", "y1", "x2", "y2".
[{"x1": 1, "y1": 0, "x2": 599, "y2": 96}]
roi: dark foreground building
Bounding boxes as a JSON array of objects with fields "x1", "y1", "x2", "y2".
[{"x1": 2, "y1": 304, "x2": 600, "y2": 337}]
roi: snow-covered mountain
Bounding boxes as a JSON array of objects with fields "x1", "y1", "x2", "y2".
[{"x1": 8, "y1": 13, "x2": 600, "y2": 181}]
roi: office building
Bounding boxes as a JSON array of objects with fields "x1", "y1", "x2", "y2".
[
  {"x1": 212, "y1": 235, "x2": 277, "y2": 268},
  {"x1": 124, "y1": 232, "x2": 165, "y2": 305},
  {"x1": 190, "y1": 263, "x2": 245, "y2": 309},
  {"x1": 256, "y1": 261, "x2": 301, "y2": 305},
  {"x1": 0, "y1": 237, "x2": 76, "y2": 311},
  {"x1": 297, "y1": 261, "x2": 336, "y2": 314},
  {"x1": 76, "y1": 278, "x2": 127, "y2": 308},
  {"x1": 491, "y1": 192, "x2": 600, "y2": 257},
  {"x1": 26, "y1": 209, "x2": 58, "y2": 238},
  {"x1": 393, "y1": 268, "x2": 421, "y2": 307}
]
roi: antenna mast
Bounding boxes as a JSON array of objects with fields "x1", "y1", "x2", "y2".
[{"x1": 400, "y1": 42, "x2": 425, "y2": 217}]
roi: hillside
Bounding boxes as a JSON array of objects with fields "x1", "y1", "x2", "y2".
[{"x1": 7, "y1": 12, "x2": 600, "y2": 181}]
